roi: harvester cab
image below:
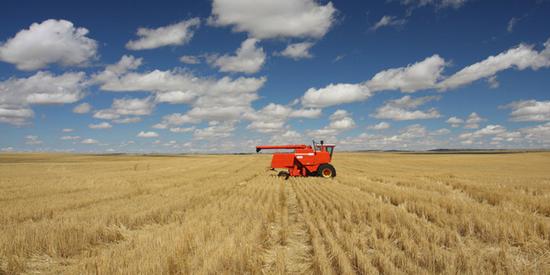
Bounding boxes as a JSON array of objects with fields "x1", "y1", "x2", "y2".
[{"x1": 256, "y1": 140, "x2": 336, "y2": 178}]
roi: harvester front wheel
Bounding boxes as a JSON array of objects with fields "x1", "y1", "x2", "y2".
[{"x1": 317, "y1": 164, "x2": 336, "y2": 178}]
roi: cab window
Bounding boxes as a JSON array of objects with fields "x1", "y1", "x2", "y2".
[{"x1": 327, "y1": 147, "x2": 333, "y2": 158}]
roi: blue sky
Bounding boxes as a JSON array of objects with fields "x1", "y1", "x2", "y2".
[{"x1": 1, "y1": 0, "x2": 550, "y2": 153}]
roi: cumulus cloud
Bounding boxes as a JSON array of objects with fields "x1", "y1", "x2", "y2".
[
  {"x1": 277, "y1": 42, "x2": 314, "y2": 60},
  {"x1": 245, "y1": 103, "x2": 321, "y2": 133},
  {"x1": 464, "y1": 112, "x2": 484, "y2": 129},
  {"x1": 307, "y1": 109, "x2": 355, "y2": 138},
  {"x1": 81, "y1": 138, "x2": 98, "y2": 144},
  {"x1": 520, "y1": 122, "x2": 550, "y2": 145},
  {"x1": 126, "y1": 18, "x2": 200, "y2": 50},
  {"x1": 180, "y1": 55, "x2": 200, "y2": 64},
  {"x1": 93, "y1": 97, "x2": 155, "y2": 121},
  {"x1": 94, "y1": 56, "x2": 268, "y2": 128},
  {"x1": 438, "y1": 40, "x2": 550, "y2": 90},
  {"x1": 62, "y1": 128, "x2": 74, "y2": 132},
  {"x1": 113, "y1": 117, "x2": 142, "y2": 124},
  {"x1": 169, "y1": 127, "x2": 195, "y2": 133},
  {"x1": 95, "y1": 56, "x2": 266, "y2": 113},
  {"x1": 73, "y1": 102, "x2": 92, "y2": 114},
  {"x1": 400, "y1": 0, "x2": 468, "y2": 9},
  {"x1": 504, "y1": 100, "x2": 550, "y2": 122},
  {"x1": 193, "y1": 121, "x2": 235, "y2": 139},
  {"x1": 369, "y1": 122, "x2": 391, "y2": 130},
  {"x1": 339, "y1": 124, "x2": 454, "y2": 151},
  {"x1": 25, "y1": 135, "x2": 42, "y2": 145},
  {"x1": 0, "y1": 71, "x2": 87, "y2": 125},
  {"x1": 302, "y1": 83, "x2": 371, "y2": 108},
  {"x1": 89, "y1": 122, "x2": 112, "y2": 129},
  {"x1": 60, "y1": 135, "x2": 80, "y2": 140},
  {"x1": 367, "y1": 55, "x2": 446, "y2": 93},
  {"x1": 446, "y1": 116, "x2": 464, "y2": 127},
  {"x1": 373, "y1": 95, "x2": 441, "y2": 121},
  {"x1": 445, "y1": 112, "x2": 484, "y2": 128},
  {"x1": 269, "y1": 130, "x2": 303, "y2": 144},
  {"x1": 459, "y1": 125, "x2": 508, "y2": 143},
  {"x1": 0, "y1": 19, "x2": 97, "y2": 70},
  {"x1": 137, "y1": 131, "x2": 159, "y2": 138},
  {"x1": 1, "y1": 147, "x2": 15, "y2": 152},
  {"x1": 209, "y1": 38, "x2": 265, "y2": 74},
  {"x1": 0, "y1": 106, "x2": 34, "y2": 126},
  {"x1": 208, "y1": 0, "x2": 337, "y2": 39},
  {"x1": 370, "y1": 15, "x2": 407, "y2": 31}
]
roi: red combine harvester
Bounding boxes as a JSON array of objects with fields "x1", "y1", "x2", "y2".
[{"x1": 256, "y1": 140, "x2": 336, "y2": 178}]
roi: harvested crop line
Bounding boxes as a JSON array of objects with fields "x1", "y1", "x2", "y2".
[
  {"x1": 262, "y1": 179, "x2": 313, "y2": 274},
  {"x1": 0, "y1": 153, "x2": 549, "y2": 274}
]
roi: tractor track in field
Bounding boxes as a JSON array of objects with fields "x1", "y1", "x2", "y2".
[{"x1": 262, "y1": 179, "x2": 314, "y2": 274}]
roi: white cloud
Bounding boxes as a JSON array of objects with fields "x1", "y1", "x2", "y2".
[
  {"x1": 89, "y1": 122, "x2": 112, "y2": 129},
  {"x1": 520, "y1": 122, "x2": 550, "y2": 145},
  {"x1": 290, "y1": 108, "x2": 322, "y2": 119},
  {"x1": 445, "y1": 112, "x2": 485, "y2": 129},
  {"x1": 0, "y1": 106, "x2": 34, "y2": 126},
  {"x1": 307, "y1": 109, "x2": 355, "y2": 138},
  {"x1": 507, "y1": 17, "x2": 519, "y2": 33},
  {"x1": 180, "y1": 55, "x2": 200, "y2": 64},
  {"x1": 208, "y1": 0, "x2": 336, "y2": 39},
  {"x1": 370, "y1": 15, "x2": 407, "y2": 31},
  {"x1": 369, "y1": 122, "x2": 391, "y2": 130},
  {"x1": 0, "y1": 71, "x2": 87, "y2": 125},
  {"x1": 126, "y1": 18, "x2": 200, "y2": 50},
  {"x1": 81, "y1": 138, "x2": 98, "y2": 144},
  {"x1": 94, "y1": 56, "x2": 267, "y2": 121},
  {"x1": 62, "y1": 128, "x2": 73, "y2": 132},
  {"x1": 25, "y1": 135, "x2": 42, "y2": 145},
  {"x1": 92, "y1": 55, "x2": 143, "y2": 85},
  {"x1": 438, "y1": 40, "x2": 550, "y2": 90},
  {"x1": 0, "y1": 19, "x2": 97, "y2": 70},
  {"x1": 169, "y1": 127, "x2": 195, "y2": 133},
  {"x1": 60, "y1": 135, "x2": 80, "y2": 140},
  {"x1": 464, "y1": 112, "x2": 484, "y2": 129},
  {"x1": 193, "y1": 121, "x2": 235, "y2": 139},
  {"x1": 209, "y1": 38, "x2": 265, "y2": 74},
  {"x1": 270, "y1": 130, "x2": 302, "y2": 144},
  {"x1": 400, "y1": 0, "x2": 468, "y2": 9},
  {"x1": 137, "y1": 131, "x2": 159, "y2": 138},
  {"x1": 431, "y1": 128, "x2": 451, "y2": 136},
  {"x1": 367, "y1": 55, "x2": 446, "y2": 93},
  {"x1": 73, "y1": 102, "x2": 91, "y2": 114},
  {"x1": 504, "y1": 100, "x2": 550, "y2": 122},
  {"x1": 113, "y1": 117, "x2": 142, "y2": 124},
  {"x1": 446, "y1": 116, "x2": 464, "y2": 127},
  {"x1": 458, "y1": 125, "x2": 517, "y2": 146},
  {"x1": 338, "y1": 124, "x2": 452, "y2": 151},
  {"x1": 373, "y1": 95, "x2": 441, "y2": 121},
  {"x1": 487, "y1": 75, "x2": 499, "y2": 89},
  {"x1": 278, "y1": 42, "x2": 314, "y2": 60},
  {"x1": 1, "y1": 147, "x2": 14, "y2": 152},
  {"x1": 302, "y1": 83, "x2": 371, "y2": 108},
  {"x1": 93, "y1": 97, "x2": 155, "y2": 121},
  {"x1": 244, "y1": 103, "x2": 321, "y2": 133}
]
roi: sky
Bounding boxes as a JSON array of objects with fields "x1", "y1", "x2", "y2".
[{"x1": 1, "y1": 0, "x2": 550, "y2": 153}]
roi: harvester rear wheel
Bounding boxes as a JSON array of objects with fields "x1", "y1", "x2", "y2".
[{"x1": 317, "y1": 164, "x2": 336, "y2": 178}]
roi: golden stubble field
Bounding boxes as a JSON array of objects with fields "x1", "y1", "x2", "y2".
[{"x1": 0, "y1": 152, "x2": 549, "y2": 274}]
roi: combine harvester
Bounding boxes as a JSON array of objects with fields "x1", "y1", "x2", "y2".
[{"x1": 256, "y1": 140, "x2": 336, "y2": 179}]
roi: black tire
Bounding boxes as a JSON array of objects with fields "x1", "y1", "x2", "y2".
[
  {"x1": 317, "y1": 164, "x2": 336, "y2": 178},
  {"x1": 278, "y1": 171, "x2": 290, "y2": 180}
]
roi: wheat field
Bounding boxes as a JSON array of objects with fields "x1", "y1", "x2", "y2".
[{"x1": 0, "y1": 152, "x2": 549, "y2": 274}]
